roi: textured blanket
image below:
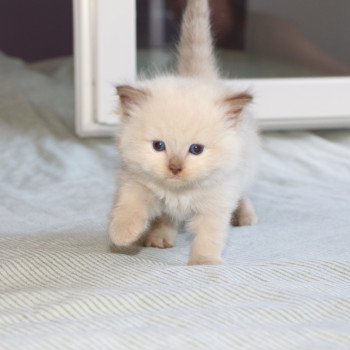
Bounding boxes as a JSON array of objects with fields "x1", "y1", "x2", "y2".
[{"x1": 0, "y1": 52, "x2": 350, "y2": 349}]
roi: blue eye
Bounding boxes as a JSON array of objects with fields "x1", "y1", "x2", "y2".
[
  {"x1": 189, "y1": 144, "x2": 204, "y2": 155},
  {"x1": 153, "y1": 141, "x2": 166, "y2": 152}
]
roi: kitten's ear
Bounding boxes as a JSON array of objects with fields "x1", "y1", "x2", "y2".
[
  {"x1": 116, "y1": 85, "x2": 149, "y2": 117},
  {"x1": 222, "y1": 92, "x2": 253, "y2": 122}
]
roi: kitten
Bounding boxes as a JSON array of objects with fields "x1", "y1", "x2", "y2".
[{"x1": 108, "y1": 0, "x2": 259, "y2": 265}]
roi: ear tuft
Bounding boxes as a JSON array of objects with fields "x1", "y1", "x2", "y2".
[
  {"x1": 116, "y1": 85, "x2": 149, "y2": 117},
  {"x1": 223, "y1": 92, "x2": 253, "y2": 121}
]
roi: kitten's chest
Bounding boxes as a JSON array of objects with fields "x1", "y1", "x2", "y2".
[{"x1": 160, "y1": 191, "x2": 194, "y2": 220}]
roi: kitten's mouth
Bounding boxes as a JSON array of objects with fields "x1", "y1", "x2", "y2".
[
  {"x1": 166, "y1": 172, "x2": 187, "y2": 183},
  {"x1": 168, "y1": 175, "x2": 182, "y2": 181}
]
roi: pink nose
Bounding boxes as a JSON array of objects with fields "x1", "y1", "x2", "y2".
[{"x1": 169, "y1": 165, "x2": 182, "y2": 175}]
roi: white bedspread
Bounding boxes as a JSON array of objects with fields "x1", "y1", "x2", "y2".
[{"x1": 0, "y1": 52, "x2": 350, "y2": 350}]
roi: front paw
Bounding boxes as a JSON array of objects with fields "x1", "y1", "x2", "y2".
[
  {"x1": 188, "y1": 256, "x2": 223, "y2": 266},
  {"x1": 109, "y1": 216, "x2": 146, "y2": 247}
]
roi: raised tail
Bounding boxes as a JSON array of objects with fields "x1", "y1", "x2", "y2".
[{"x1": 177, "y1": 0, "x2": 218, "y2": 79}]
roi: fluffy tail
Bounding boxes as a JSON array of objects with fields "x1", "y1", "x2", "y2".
[{"x1": 177, "y1": 0, "x2": 218, "y2": 79}]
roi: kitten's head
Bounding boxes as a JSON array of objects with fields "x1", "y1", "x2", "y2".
[{"x1": 116, "y1": 77, "x2": 252, "y2": 188}]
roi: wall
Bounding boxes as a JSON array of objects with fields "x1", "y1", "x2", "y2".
[
  {"x1": 248, "y1": 0, "x2": 350, "y2": 62},
  {"x1": 0, "y1": 0, "x2": 73, "y2": 61}
]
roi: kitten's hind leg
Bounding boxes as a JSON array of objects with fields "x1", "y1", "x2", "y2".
[
  {"x1": 144, "y1": 216, "x2": 177, "y2": 249},
  {"x1": 231, "y1": 196, "x2": 257, "y2": 227}
]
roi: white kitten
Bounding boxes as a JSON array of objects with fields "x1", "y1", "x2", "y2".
[{"x1": 108, "y1": 0, "x2": 259, "y2": 265}]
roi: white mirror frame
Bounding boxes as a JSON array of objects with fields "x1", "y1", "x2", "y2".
[{"x1": 74, "y1": 0, "x2": 350, "y2": 137}]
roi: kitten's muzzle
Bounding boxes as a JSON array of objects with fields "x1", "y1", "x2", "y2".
[
  {"x1": 168, "y1": 156, "x2": 183, "y2": 176},
  {"x1": 169, "y1": 164, "x2": 182, "y2": 175}
]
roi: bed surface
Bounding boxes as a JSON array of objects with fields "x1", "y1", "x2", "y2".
[{"x1": 0, "y1": 52, "x2": 350, "y2": 349}]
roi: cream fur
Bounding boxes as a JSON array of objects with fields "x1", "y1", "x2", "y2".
[
  {"x1": 177, "y1": 0, "x2": 217, "y2": 78},
  {"x1": 108, "y1": 0, "x2": 260, "y2": 265}
]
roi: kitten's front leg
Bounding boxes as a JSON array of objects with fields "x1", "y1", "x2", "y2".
[
  {"x1": 188, "y1": 209, "x2": 231, "y2": 266},
  {"x1": 109, "y1": 181, "x2": 153, "y2": 247}
]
